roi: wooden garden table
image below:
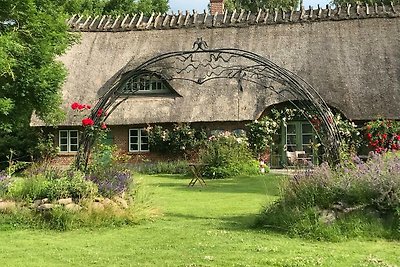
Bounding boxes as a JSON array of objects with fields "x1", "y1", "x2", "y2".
[{"x1": 188, "y1": 163, "x2": 207, "y2": 187}]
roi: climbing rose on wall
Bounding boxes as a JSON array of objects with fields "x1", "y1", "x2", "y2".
[{"x1": 82, "y1": 117, "x2": 94, "y2": 127}]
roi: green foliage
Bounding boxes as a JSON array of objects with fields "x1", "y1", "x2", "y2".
[
  {"x1": 0, "y1": 0, "x2": 77, "y2": 163},
  {"x1": 199, "y1": 133, "x2": 259, "y2": 179},
  {"x1": 0, "y1": 128, "x2": 55, "y2": 169},
  {"x1": 6, "y1": 169, "x2": 97, "y2": 202},
  {"x1": 224, "y1": 0, "x2": 299, "y2": 12},
  {"x1": 147, "y1": 123, "x2": 206, "y2": 156},
  {"x1": 134, "y1": 160, "x2": 190, "y2": 175},
  {"x1": 246, "y1": 115, "x2": 281, "y2": 158},
  {"x1": 364, "y1": 118, "x2": 400, "y2": 154},
  {"x1": 0, "y1": 179, "x2": 153, "y2": 231},
  {"x1": 257, "y1": 153, "x2": 400, "y2": 240},
  {"x1": 60, "y1": 0, "x2": 169, "y2": 16}
]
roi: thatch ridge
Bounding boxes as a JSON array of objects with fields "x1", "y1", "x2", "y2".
[{"x1": 67, "y1": 3, "x2": 400, "y2": 32}]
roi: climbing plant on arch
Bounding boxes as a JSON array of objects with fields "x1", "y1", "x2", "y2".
[{"x1": 75, "y1": 38, "x2": 341, "y2": 171}]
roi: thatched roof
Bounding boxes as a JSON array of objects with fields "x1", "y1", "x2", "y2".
[{"x1": 31, "y1": 4, "x2": 400, "y2": 126}]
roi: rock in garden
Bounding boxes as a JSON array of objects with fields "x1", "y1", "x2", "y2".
[
  {"x1": 113, "y1": 196, "x2": 128, "y2": 209},
  {"x1": 0, "y1": 201, "x2": 16, "y2": 212},
  {"x1": 57, "y1": 198, "x2": 73, "y2": 205},
  {"x1": 65, "y1": 203, "x2": 81, "y2": 212},
  {"x1": 38, "y1": 203, "x2": 53, "y2": 210},
  {"x1": 91, "y1": 202, "x2": 105, "y2": 212},
  {"x1": 32, "y1": 199, "x2": 42, "y2": 208},
  {"x1": 41, "y1": 198, "x2": 49, "y2": 203},
  {"x1": 319, "y1": 210, "x2": 336, "y2": 225}
]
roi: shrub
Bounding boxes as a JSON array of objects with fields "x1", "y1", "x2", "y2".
[
  {"x1": 147, "y1": 123, "x2": 206, "y2": 156},
  {"x1": 257, "y1": 152, "x2": 400, "y2": 240},
  {"x1": 6, "y1": 169, "x2": 97, "y2": 202},
  {"x1": 199, "y1": 133, "x2": 259, "y2": 178}
]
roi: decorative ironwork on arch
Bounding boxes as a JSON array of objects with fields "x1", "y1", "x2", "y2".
[{"x1": 75, "y1": 38, "x2": 341, "y2": 171}]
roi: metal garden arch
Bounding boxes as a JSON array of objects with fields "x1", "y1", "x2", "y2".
[{"x1": 75, "y1": 38, "x2": 341, "y2": 171}]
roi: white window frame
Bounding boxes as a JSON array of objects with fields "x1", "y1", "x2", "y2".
[
  {"x1": 59, "y1": 130, "x2": 79, "y2": 153},
  {"x1": 129, "y1": 128, "x2": 149, "y2": 152},
  {"x1": 122, "y1": 76, "x2": 170, "y2": 95}
]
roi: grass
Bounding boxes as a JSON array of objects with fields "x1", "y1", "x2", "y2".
[{"x1": 1, "y1": 173, "x2": 400, "y2": 266}]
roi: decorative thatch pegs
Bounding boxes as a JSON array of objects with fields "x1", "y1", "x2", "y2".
[
  {"x1": 111, "y1": 15, "x2": 121, "y2": 29},
  {"x1": 327, "y1": 4, "x2": 331, "y2": 17},
  {"x1": 203, "y1": 9, "x2": 208, "y2": 24},
  {"x1": 346, "y1": 3, "x2": 351, "y2": 16},
  {"x1": 89, "y1": 15, "x2": 99, "y2": 29},
  {"x1": 238, "y1": 9, "x2": 245, "y2": 21},
  {"x1": 81, "y1": 16, "x2": 91, "y2": 29},
  {"x1": 264, "y1": 9, "x2": 270, "y2": 23},
  {"x1": 256, "y1": 9, "x2": 262, "y2": 23},
  {"x1": 273, "y1": 8, "x2": 278, "y2": 22},
  {"x1": 337, "y1": 5, "x2": 342, "y2": 16},
  {"x1": 97, "y1": 15, "x2": 106, "y2": 29},
  {"x1": 136, "y1": 13, "x2": 143, "y2": 28},
  {"x1": 176, "y1": 11, "x2": 182, "y2": 25},
  {"x1": 317, "y1": 5, "x2": 322, "y2": 18},
  {"x1": 154, "y1": 13, "x2": 162, "y2": 28},
  {"x1": 365, "y1": 3, "x2": 370, "y2": 15},
  {"x1": 67, "y1": 14, "x2": 77, "y2": 25},
  {"x1": 300, "y1": 6, "x2": 305, "y2": 20},
  {"x1": 128, "y1": 14, "x2": 137, "y2": 28},
  {"x1": 169, "y1": 12, "x2": 176, "y2": 27},
  {"x1": 230, "y1": 9, "x2": 237, "y2": 23},
  {"x1": 183, "y1": 10, "x2": 190, "y2": 26},
  {"x1": 145, "y1": 13, "x2": 155, "y2": 29},
  {"x1": 222, "y1": 9, "x2": 228, "y2": 24},
  {"x1": 103, "y1": 16, "x2": 112, "y2": 29},
  {"x1": 212, "y1": 11, "x2": 218, "y2": 26},
  {"x1": 390, "y1": 2, "x2": 396, "y2": 13},
  {"x1": 120, "y1": 14, "x2": 129, "y2": 28},
  {"x1": 193, "y1": 10, "x2": 198, "y2": 24},
  {"x1": 246, "y1": 10, "x2": 251, "y2": 21}
]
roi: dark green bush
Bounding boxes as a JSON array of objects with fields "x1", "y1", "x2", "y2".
[
  {"x1": 257, "y1": 153, "x2": 400, "y2": 240},
  {"x1": 199, "y1": 134, "x2": 259, "y2": 179}
]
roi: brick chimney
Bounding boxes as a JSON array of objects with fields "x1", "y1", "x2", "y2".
[{"x1": 210, "y1": 0, "x2": 224, "y2": 15}]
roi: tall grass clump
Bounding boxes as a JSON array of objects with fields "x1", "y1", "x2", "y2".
[
  {"x1": 133, "y1": 160, "x2": 190, "y2": 175},
  {"x1": 257, "y1": 152, "x2": 400, "y2": 241}
]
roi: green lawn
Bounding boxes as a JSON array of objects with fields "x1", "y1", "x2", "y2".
[{"x1": 1, "y1": 174, "x2": 400, "y2": 266}]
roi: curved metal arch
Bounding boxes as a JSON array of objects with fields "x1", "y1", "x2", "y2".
[{"x1": 75, "y1": 38, "x2": 341, "y2": 171}]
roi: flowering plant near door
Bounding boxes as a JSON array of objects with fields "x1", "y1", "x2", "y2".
[{"x1": 364, "y1": 119, "x2": 400, "y2": 153}]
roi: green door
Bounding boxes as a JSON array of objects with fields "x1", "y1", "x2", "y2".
[{"x1": 281, "y1": 121, "x2": 316, "y2": 165}]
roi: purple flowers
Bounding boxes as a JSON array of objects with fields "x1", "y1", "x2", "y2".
[
  {"x1": 86, "y1": 169, "x2": 133, "y2": 197},
  {"x1": 288, "y1": 152, "x2": 400, "y2": 212}
]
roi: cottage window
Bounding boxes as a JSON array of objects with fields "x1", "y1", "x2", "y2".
[
  {"x1": 129, "y1": 128, "x2": 149, "y2": 152},
  {"x1": 59, "y1": 130, "x2": 79, "y2": 153},
  {"x1": 121, "y1": 75, "x2": 170, "y2": 95}
]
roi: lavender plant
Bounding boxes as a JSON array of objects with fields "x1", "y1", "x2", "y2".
[
  {"x1": 86, "y1": 168, "x2": 133, "y2": 198},
  {"x1": 258, "y1": 152, "x2": 400, "y2": 240}
]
